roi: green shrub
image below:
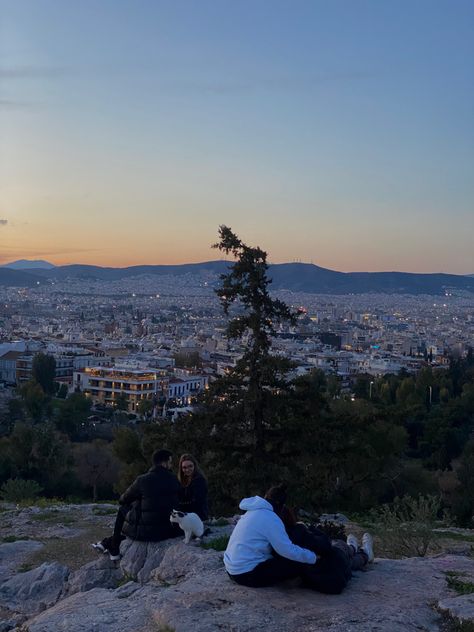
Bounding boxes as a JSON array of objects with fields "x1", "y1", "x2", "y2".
[
  {"x1": 0, "y1": 478, "x2": 43, "y2": 503},
  {"x1": 201, "y1": 535, "x2": 230, "y2": 551},
  {"x1": 445, "y1": 572, "x2": 474, "y2": 595},
  {"x1": 369, "y1": 494, "x2": 442, "y2": 557}
]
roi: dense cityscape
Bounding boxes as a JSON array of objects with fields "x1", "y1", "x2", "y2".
[{"x1": 1, "y1": 268, "x2": 473, "y2": 419}]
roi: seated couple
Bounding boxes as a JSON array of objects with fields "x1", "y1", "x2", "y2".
[
  {"x1": 93, "y1": 449, "x2": 208, "y2": 560},
  {"x1": 224, "y1": 484, "x2": 374, "y2": 593}
]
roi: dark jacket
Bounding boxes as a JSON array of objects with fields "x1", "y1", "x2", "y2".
[
  {"x1": 178, "y1": 474, "x2": 209, "y2": 521},
  {"x1": 120, "y1": 465, "x2": 181, "y2": 541},
  {"x1": 287, "y1": 524, "x2": 352, "y2": 594}
]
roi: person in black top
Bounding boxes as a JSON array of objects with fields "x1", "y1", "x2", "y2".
[
  {"x1": 92, "y1": 449, "x2": 181, "y2": 560},
  {"x1": 177, "y1": 453, "x2": 209, "y2": 521}
]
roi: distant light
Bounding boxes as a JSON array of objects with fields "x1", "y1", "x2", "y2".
[{"x1": 36, "y1": 281, "x2": 40, "y2": 285}]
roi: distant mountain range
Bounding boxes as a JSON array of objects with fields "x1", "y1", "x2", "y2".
[
  {"x1": 1, "y1": 260, "x2": 473, "y2": 295},
  {"x1": 3, "y1": 259, "x2": 56, "y2": 270}
]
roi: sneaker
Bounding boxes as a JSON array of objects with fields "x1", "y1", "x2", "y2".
[
  {"x1": 346, "y1": 534, "x2": 359, "y2": 553},
  {"x1": 362, "y1": 533, "x2": 374, "y2": 563},
  {"x1": 108, "y1": 546, "x2": 121, "y2": 561},
  {"x1": 91, "y1": 542, "x2": 107, "y2": 554}
]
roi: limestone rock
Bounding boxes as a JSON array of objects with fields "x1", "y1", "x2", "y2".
[
  {"x1": 19, "y1": 555, "x2": 474, "y2": 632},
  {"x1": 438, "y1": 594, "x2": 474, "y2": 629},
  {"x1": 0, "y1": 561, "x2": 68, "y2": 616},
  {"x1": 20, "y1": 585, "x2": 158, "y2": 632},
  {"x1": 119, "y1": 538, "x2": 170, "y2": 583},
  {"x1": 66, "y1": 556, "x2": 123, "y2": 595},
  {"x1": 0, "y1": 541, "x2": 43, "y2": 583},
  {"x1": 318, "y1": 513, "x2": 349, "y2": 525},
  {"x1": 150, "y1": 542, "x2": 223, "y2": 585}
]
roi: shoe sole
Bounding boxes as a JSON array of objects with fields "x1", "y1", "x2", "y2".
[{"x1": 109, "y1": 554, "x2": 120, "y2": 561}]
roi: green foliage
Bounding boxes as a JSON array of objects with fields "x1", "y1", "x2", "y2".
[
  {"x1": 5, "y1": 422, "x2": 71, "y2": 495},
  {"x1": 56, "y1": 383, "x2": 69, "y2": 399},
  {"x1": 114, "y1": 393, "x2": 129, "y2": 411},
  {"x1": 137, "y1": 399, "x2": 154, "y2": 418},
  {"x1": 200, "y1": 535, "x2": 230, "y2": 551},
  {"x1": 32, "y1": 352, "x2": 57, "y2": 396},
  {"x1": 445, "y1": 572, "x2": 474, "y2": 595},
  {"x1": 1, "y1": 535, "x2": 31, "y2": 542},
  {"x1": 0, "y1": 478, "x2": 43, "y2": 503},
  {"x1": 450, "y1": 438, "x2": 474, "y2": 527},
  {"x1": 73, "y1": 440, "x2": 120, "y2": 501},
  {"x1": 212, "y1": 225, "x2": 296, "y2": 455},
  {"x1": 92, "y1": 505, "x2": 117, "y2": 515},
  {"x1": 19, "y1": 381, "x2": 49, "y2": 423},
  {"x1": 55, "y1": 392, "x2": 92, "y2": 438},
  {"x1": 369, "y1": 494, "x2": 442, "y2": 557}
]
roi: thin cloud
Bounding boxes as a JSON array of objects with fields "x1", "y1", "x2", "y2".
[
  {"x1": 162, "y1": 71, "x2": 375, "y2": 96},
  {"x1": 0, "y1": 65, "x2": 70, "y2": 79}
]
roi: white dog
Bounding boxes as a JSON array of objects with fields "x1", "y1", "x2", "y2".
[{"x1": 170, "y1": 509, "x2": 204, "y2": 544}]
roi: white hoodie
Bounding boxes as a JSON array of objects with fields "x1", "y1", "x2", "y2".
[{"x1": 223, "y1": 496, "x2": 317, "y2": 575}]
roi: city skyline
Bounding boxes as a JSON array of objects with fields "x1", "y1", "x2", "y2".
[{"x1": 1, "y1": 1, "x2": 473, "y2": 273}]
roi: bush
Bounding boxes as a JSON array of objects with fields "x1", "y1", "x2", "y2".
[
  {"x1": 369, "y1": 494, "x2": 442, "y2": 557},
  {"x1": 201, "y1": 535, "x2": 230, "y2": 551},
  {"x1": 0, "y1": 478, "x2": 43, "y2": 503}
]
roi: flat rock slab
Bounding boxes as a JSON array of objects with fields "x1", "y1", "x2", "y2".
[
  {"x1": 21, "y1": 553, "x2": 474, "y2": 632},
  {"x1": 20, "y1": 586, "x2": 158, "y2": 632},
  {"x1": 0, "y1": 541, "x2": 43, "y2": 583}
]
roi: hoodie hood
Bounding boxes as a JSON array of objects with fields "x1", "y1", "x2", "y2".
[{"x1": 239, "y1": 496, "x2": 273, "y2": 512}]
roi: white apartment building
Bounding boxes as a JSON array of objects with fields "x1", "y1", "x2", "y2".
[{"x1": 73, "y1": 365, "x2": 168, "y2": 412}]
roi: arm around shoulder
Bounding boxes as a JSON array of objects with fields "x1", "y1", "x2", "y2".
[{"x1": 267, "y1": 514, "x2": 317, "y2": 565}]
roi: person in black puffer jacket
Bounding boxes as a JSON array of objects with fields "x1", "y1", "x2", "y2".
[
  {"x1": 177, "y1": 453, "x2": 209, "y2": 521},
  {"x1": 92, "y1": 449, "x2": 181, "y2": 560},
  {"x1": 265, "y1": 486, "x2": 373, "y2": 595}
]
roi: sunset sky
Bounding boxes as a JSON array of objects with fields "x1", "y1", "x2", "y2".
[{"x1": 1, "y1": 1, "x2": 473, "y2": 273}]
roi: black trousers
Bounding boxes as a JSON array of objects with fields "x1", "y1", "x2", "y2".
[
  {"x1": 228, "y1": 556, "x2": 304, "y2": 588},
  {"x1": 101, "y1": 504, "x2": 129, "y2": 554}
]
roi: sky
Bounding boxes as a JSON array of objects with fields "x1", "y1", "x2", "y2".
[{"x1": 1, "y1": 1, "x2": 473, "y2": 273}]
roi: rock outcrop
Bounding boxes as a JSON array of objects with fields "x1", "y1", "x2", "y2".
[{"x1": 0, "y1": 504, "x2": 473, "y2": 631}]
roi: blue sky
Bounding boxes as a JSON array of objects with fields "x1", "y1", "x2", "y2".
[{"x1": 1, "y1": 1, "x2": 473, "y2": 272}]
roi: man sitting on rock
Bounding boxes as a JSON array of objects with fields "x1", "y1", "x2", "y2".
[
  {"x1": 92, "y1": 449, "x2": 181, "y2": 560},
  {"x1": 224, "y1": 487, "x2": 318, "y2": 587}
]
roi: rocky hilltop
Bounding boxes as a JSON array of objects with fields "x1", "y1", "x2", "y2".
[{"x1": 0, "y1": 503, "x2": 473, "y2": 631}]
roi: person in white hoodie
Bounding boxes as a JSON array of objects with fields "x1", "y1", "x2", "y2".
[{"x1": 224, "y1": 488, "x2": 317, "y2": 587}]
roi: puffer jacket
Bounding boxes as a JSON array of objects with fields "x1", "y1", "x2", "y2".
[{"x1": 120, "y1": 465, "x2": 180, "y2": 541}]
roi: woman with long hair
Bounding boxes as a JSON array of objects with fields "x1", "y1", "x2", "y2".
[{"x1": 177, "y1": 453, "x2": 209, "y2": 521}]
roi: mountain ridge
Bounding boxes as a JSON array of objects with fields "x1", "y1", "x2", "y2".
[
  {"x1": 1, "y1": 261, "x2": 473, "y2": 295},
  {"x1": 2, "y1": 259, "x2": 56, "y2": 270}
]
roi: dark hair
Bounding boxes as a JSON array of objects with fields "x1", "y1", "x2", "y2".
[
  {"x1": 264, "y1": 483, "x2": 288, "y2": 513},
  {"x1": 177, "y1": 453, "x2": 206, "y2": 485},
  {"x1": 152, "y1": 449, "x2": 173, "y2": 466}
]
